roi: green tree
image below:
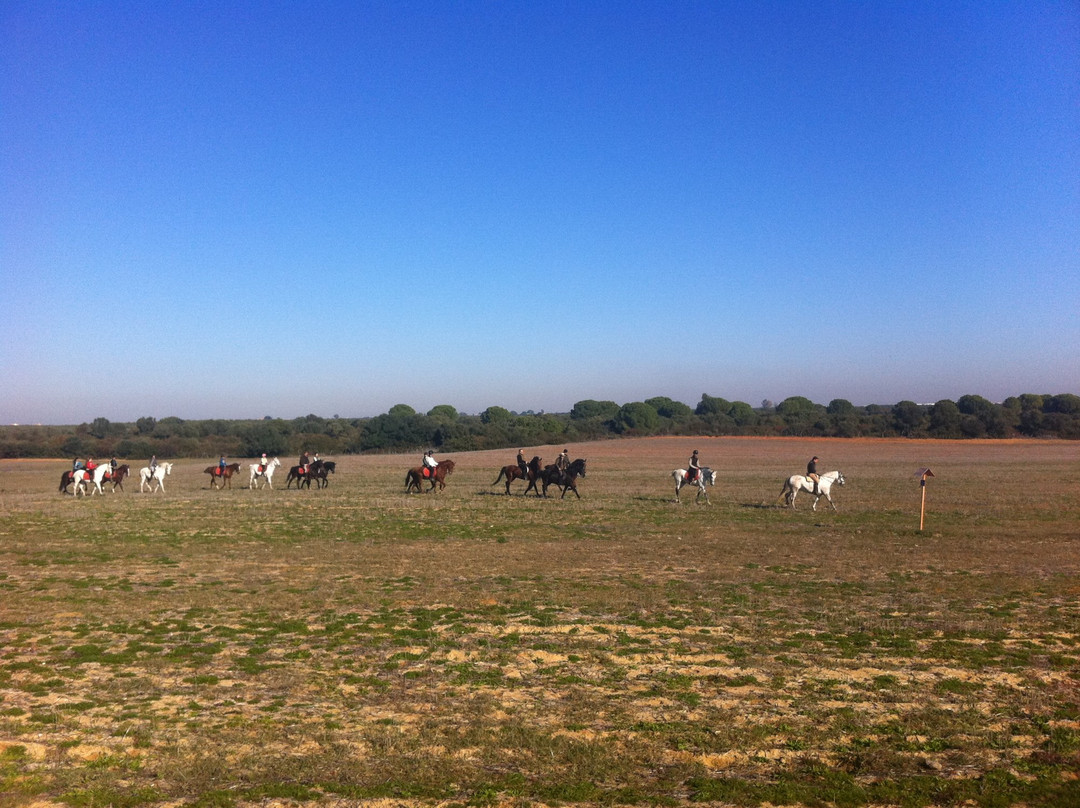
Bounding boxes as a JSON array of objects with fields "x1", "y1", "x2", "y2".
[
  {"x1": 696, "y1": 394, "x2": 731, "y2": 416},
  {"x1": 614, "y1": 402, "x2": 659, "y2": 434},
  {"x1": 481, "y1": 406, "x2": 512, "y2": 425},
  {"x1": 892, "y1": 400, "x2": 925, "y2": 436},
  {"x1": 570, "y1": 400, "x2": 620, "y2": 420},
  {"x1": 388, "y1": 404, "x2": 416, "y2": 418},
  {"x1": 645, "y1": 396, "x2": 693, "y2": 419},
  {"x1": 427, "y1": 405, "x2": 458, "y2": 421},
  {"x1": 928, "y1": 400, "x2": 960, "y2": 438}
]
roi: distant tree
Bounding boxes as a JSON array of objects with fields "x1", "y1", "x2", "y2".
[
  {"x1": 614, "y1": 402, "x2": 660, "y2": 434},
  {"x1": 388, "y1": 404, "x2": 416, "y2": 418},
  {"x1": 827, "y1": 399, "x2": 856, "y2": 416},
  {"x1": 645, "y1": 396, "x2": 693, "y2": 420},
  {"x1": 135, "y1": 416, "x2": 156, "y2": 435},
  {"x1": 88, "y1": 417, "x2": 111, "y2": 439},
  {"x1": 481, "y1": 406, "x2": 512, "y2": 425},
  {"x1": 776, "y1": 396, "x2": 818, "y2": 417},
  {"x1": 727, "y1": 401, "x2": 758, "y2": 427},
  {"x1": 892, "y1": 400, "x2": 925, "y2": 437},
  {"x1": 570, "y1": 400, "x2": 620, "y2": 420},
  {"x1": 928, "y1": 399, "x2": 961, "y2": 438},
  {"x1": 695, "y1": 394, "x2": 731, "y2": 416},
  {"x1": 427, "y1": 404, "x2": 458, "y2": 421},
  {"x1": 761, "y1": 399, "x2": 775, "y2": 411},
  {"x1": 1046, "y1": 393, "x2": 1080, "y2": 414}
]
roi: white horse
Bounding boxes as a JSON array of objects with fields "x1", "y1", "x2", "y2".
[
  {"x1": 672, "y1": 467, "x2": 716, "y2": 504},
  {"x1": 73, "y1": 464, "x2": 114, "y2": 496},
  {"x1": 778, "y1": 470, "x2": 845, "y2": 511},
  {"x1": 140, "y1": 462, "x2": 173, "y2": 493},
  {"x1": 249, "y1": 457, "x2": 281, "y2": 489}
]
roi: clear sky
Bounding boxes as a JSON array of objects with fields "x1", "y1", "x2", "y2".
[{"x1": 2, "y1": 2, "x2": 1078, "y2": 424}]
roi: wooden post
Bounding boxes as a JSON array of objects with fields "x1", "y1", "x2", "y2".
[{"x1": 915, "y1": 468, "x2": 935, "y2": 531}]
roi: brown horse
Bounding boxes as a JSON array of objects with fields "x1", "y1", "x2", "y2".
[
  {"x1": 204, "y1": 462, "x2": 242, "y2": 489},
  {"x1": 405, "y1": 459, "x2": 455, "y2": 493},
  {"x1": 492, "y1": 455, "x2": 542, "y2": 495},
  {"x1": 106, "y1": 464, "x2": 130, "y2": 492}
]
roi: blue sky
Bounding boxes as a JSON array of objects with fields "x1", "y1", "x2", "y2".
[{"x1": 2, "y1": 1, "x2": 1077, "y2": 424}]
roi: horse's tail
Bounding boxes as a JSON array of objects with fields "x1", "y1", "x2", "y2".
[
  {"x1": 60, "y1": 472, "x2": 70, "y2": 492},
  {"x1": 492, "y1": 468, "x2": 505, "y2": 485},
  {"x1": 777, "y1": 479, "x2": 792, "y2": 504}
]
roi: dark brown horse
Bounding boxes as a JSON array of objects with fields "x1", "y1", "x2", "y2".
[
  {"x1": 492, "y1": 455, "x2": 542, "y2": 495},
  {"x1": 533, "y1": 457, "x2": 587, "y2": 499},
  {"x1": 106, "y1": 464, "x2": 130, "y2": 492},
  {"x1": 312, "y1": 460, "x2": 335, "y2": 488},
  {"x1": 405, "y1": 459, "x2": 455, "y2": 493},
  {"x1": 285, "y1": 460, "x2": 334, "y2": 489},
  {"x1": 59, "y1": 470, "x2": 75, "y2": 494},
  {"x1": 204, "y1": 462, "x2": 242, "y2": 489}
]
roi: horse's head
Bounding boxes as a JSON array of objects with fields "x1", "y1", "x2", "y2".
[
  {"x1": 835, "y1": 471, "x2": 845, "y2": 486},
  {"x1": 529, "y1": 456, "x2": 542, "y2": 471},
  {"x1": 570, "y1": 458, "x2": 586, "y2": 476},
  {"x1": 442, "y1": 460, "x2": 455, "y2": 473},
  {"x1": 703, "y1": 468, "x2": 716, "y2": 485}
]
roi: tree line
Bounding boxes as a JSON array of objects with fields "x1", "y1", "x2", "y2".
[{"x1": 1, "y1": 392, "x2": 1077, "y2": 460}]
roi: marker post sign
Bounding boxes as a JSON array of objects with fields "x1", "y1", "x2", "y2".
[{"x1": 916, "y1": 468, "x2": 935, "y2": 531}]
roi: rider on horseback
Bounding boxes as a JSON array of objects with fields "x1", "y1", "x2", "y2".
[
  {"x1": 259, "y1": 453, "x2": 268, "y2": 473},
  {"x1": 299, "y1": 451, "x2": 310, "y2": 474},
  {"x1": 807, "y1": 456, "x2": 821, "y2": 495},
  {"x1": 517, "y1": 449, "x2": 527, "y2": 477},
  {"x1": 422, "y1": 450, "x2": 438, "y2": 478},
  {"x1": 688, "y1": 450, "x2": 701, "y2": 482},
  {"x1": 219, "y1": 455, "x2": 227, "y2": 476},
  {"x1": 554, "y1": 449, "x2": 570, "y2": 483}
]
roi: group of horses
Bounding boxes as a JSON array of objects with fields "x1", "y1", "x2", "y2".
[
  {"x1": 58, "y1": 453, "x2": 844, "y2": 510},
  {"x1": 670, "y1": 465, "x2": 844, "y2": 509},
  {"x1": 490, "y1": 455, "x2": 589, "y2": 498},
  {"x1": 59, "y1": 462, "x2": 176, "y2": 495}
]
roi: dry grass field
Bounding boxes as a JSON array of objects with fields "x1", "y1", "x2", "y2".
[{"x1": 1, "y1": 437, "x2": 1078, "y2": 808}]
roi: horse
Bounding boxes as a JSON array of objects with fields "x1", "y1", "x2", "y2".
[
  {"x1": 311, "y1": 460, "x2": 335, "y2": 488},
  {"x1": 59, "y1": 470, "x2": 76, "y2": 494},
  {"x1": 70, "y1": 466, "x2": 106, "y2": 497},
  {"x1": 107, "y1": 464, "x2": 130, "y2": 492},
  {"x1": 405, "y1": 459, "x2": 455, "y2": 493},
  {"x1": 249, "y1": 457, "x2": 281, "y2": 489},
  {"x1": 492, "y1": 455, "x2": 542, "y2": 495},
  {"x1": 84, "y1": 463, "x2": 130, "y2": 495},
  {"x1": 672, "y1": 467, "x2": 716, "y2": 504},
  {"x1": 139, "y1": 462, "x2": 173, "y2": 493},
  {"x1": 204, "y1": 462, "x2": 242, "y2": 489},
  {"x1": 778, "y1": 470, "x2": 845, "y2": 511},
  {"x1": 534, "y1": 457, "x2": 587, "y2": 499}
]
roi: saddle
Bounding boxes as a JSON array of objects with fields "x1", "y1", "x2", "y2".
[
  {"x1": 215, "y1": 467, "x2": 224, "y2": 476},
  {"x1": 687, "y1": 468, "x2": 698, "y2": 482},
  {"x1": 257, "y1": 465, "x2": 266, "y2": 474},
  {"x1": 422, "y1": 466, "x2": 436, "y2": 479}
]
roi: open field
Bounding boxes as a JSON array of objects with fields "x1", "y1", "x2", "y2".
[{"x1": 1, "y1": 437, "x2": 1078, "y2": 807}]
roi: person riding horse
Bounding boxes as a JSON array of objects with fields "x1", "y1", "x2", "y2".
[
  {"x1": 422, "y1": 450, "x2": 438, "y2": 479},
  {"x1": 807, "y1": 456, "x2": 821, "y2": 495},
  {"x1": 299, "y1": 451, "x2": 310, "y2": 474},
  {"x1": 554, "y1": 449, "x2": 570, "y2": 483},
  {"x1": 517, "y1": 449, "x2": 527, "y2": 477},
  {"x1": 687, "y1": 450, "x2": 701, "y2": 483}
]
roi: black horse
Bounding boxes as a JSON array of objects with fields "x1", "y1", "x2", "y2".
[
  {"x1": 528, "y1": 457, "x2": 587, "y2": 499},
  {"x1": 311, "y1": 460, "x2": 335, "y2": 488}
]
